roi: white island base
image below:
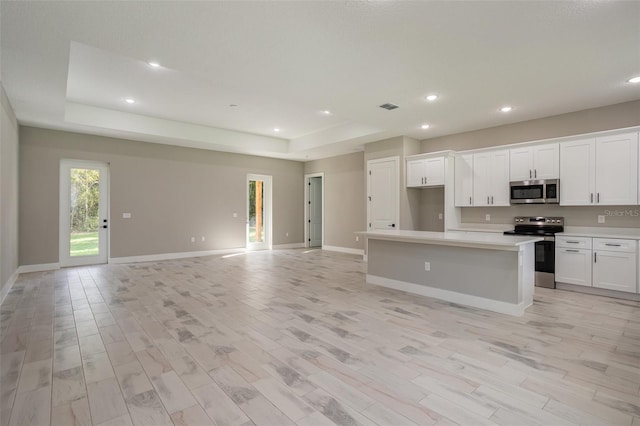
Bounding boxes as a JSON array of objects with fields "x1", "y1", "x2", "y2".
[{"x1": 359, "y1": 231, "x2": 540, "y2": 316}]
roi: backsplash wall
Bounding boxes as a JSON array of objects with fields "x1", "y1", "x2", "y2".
[{"x1": 461, "y1": 205, "x2": 640, "y2": 228}]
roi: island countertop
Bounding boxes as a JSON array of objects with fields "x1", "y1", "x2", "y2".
[{"x1": 356, "y1": 230, "x2": 542, "y2": 251}]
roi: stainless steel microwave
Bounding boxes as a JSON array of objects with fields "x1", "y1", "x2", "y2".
[{"x1": 510, "y1": 179, "x2": 559, "y2": 204}]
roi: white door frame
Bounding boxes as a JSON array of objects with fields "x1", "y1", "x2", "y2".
[
  {"x1": 304, "y1": 173, "x2": 325, "y2": 248},
  {"x1": 246, "y1": 174, "x2": 272, "y2": 250},
  {"x1": 366, "y1": 156, "x2": 400, "y2": 230},
  {"x1": 59, "y1": 159, "x2": 110, "y2": 267}
]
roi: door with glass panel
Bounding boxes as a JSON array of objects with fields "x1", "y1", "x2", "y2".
[
  {"x1": 60, "y1": 160, "x2": 109, "y2": 266},
  {"x1": 247, "y1": 174, "x2": 272, "y2": 250}
]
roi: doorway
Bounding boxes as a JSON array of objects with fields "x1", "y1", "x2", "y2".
[
  {"x1": 247, "y1": 174, "x2": 272, "y2": 250},
  {"x1": 367, "y1": 156, "x2": 399, "y2": 230},
  {"x1": 59, "y1": 159, "x2": 109, "y2": 267},
  {"x1": 304, "y1": 173, "x2": 324, "y2": 248}
]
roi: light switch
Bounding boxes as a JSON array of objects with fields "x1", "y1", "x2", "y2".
[
  {"x1": 122, "y1": 213, "x2": 131, "y2": 219},
  {"x1": 233, "y1": 212, "x2": 238, "y2": 218},
  {"x1": 485, "y1": 214, "x2": 491, "y2": 222},
  {"x1": 598, "y1": 215, "x2": 605, "y2": 224}
]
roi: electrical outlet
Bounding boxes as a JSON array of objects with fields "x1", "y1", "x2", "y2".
[
  {"x1": 122, "y1": 212, "x2": 131, "y2": 219},
  {"x1": 190, "y1": 237, "x2": 195, "y2": 243},
  {"x1": 424, "y1": 262, "x2": 431, "y2": 271},
  {"x1": 286, "y1": 232, "x2": 289, "y2": 237},
  {"x1": 233, "y1": 212, "x2": 238, "y2": 218},
  {"x1": 598, "y1": 215, "x2": 605, "y2": 224},
  {"x1": 355, "y1": 236, "x2": 359, "y2": 242},
  {"x1": 438, "y1": 213, "x2": 443, "y2": 220},
  {"x1": 201, "y1": 236, "x2": 205, "y2": 242},
  {"x1": 485, "y1": 214, "x2": 491, "y2": 222}
]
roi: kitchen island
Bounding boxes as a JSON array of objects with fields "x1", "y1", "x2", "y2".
[{"x1": 356, "y1": 230, "x2": 542, "y2": 316}]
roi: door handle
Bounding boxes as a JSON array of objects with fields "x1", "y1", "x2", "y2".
[
  {"x1": 469, "y1": 196, "x2": 472, "y2": 205},
  {"x1": 529, "y1": 170, "x2": 532, "y2": 179},
  {"x1": 605, "y1": 243, "x2": 621, "y2": 247},
  {"x1": 534, "y1": 169, "x2": 537, "y2": 178},
  {"x1": 487, "y1": 196, "x2": 489, "y2": 204},
  {"x1": 566, "y1": 249, "x2": 579, "y2": 252},
  {"x1": 597, "y1": 193, "x2": 600, "y2": 203},
  {"x1": 102, "y1": 225, "x2": 108, "y2": 229},
  {"x1": 594, "y1": 252, "x2": 597, "y2": 263},
  {"x1": 491, "y1": 196, "x2": 494, "y2": 204},
  {"x1": 590, "y1": 193, "x2": 593, "y2": 203},
  {"x1": 388, "y1": 224, "x2": 396, "y2": 228}
]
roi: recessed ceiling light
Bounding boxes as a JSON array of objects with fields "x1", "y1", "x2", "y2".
[
  {"x1": 124, "y1": 98, "x2": 136, "y2": 104},
  {"x1": 500, "y1": 106, "x2": 512, "y2": 113},
  {"x1": 426, "y1": 94, "x2": 438, "y2": 102},
  {"x1": 323, "y1": 110, "x2": 331, "y2": 115},
  {"x1": 148, "y1": 61, "x2": 160, "y2": 68},
  {"x1": 274, "y1": 128, "x2": 280, "y2": 132},
  {"x1": 628, "y1": 76, "x2": 640, "y2": 83},
  {"x1": 421, "y1": 124, "x2": 431, "y2": 129}
]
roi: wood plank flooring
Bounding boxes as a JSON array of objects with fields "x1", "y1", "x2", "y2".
[{"x1": 1, "y1": 249, "x2": 639, "y2": 426}]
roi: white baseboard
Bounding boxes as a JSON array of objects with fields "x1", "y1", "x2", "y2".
[
  {"x1": 18, "y1": 263, "x2": 60, "y2": 273},
  {"x1": 322, "y1": 245, "x2": 365, "y2": 256},
  {"x1": 1, "y1": 269, "x2": 19, "y2": 305},
  {"x1": 367, "y1": 274, "x2": 528, "y2": 317},
  {"x1": 109, "y1": 248, "x2": 246, "y2": 264},
  {"x1": 556, "y1": 282, "x2": 640, "y2": 301},
  {"x1": 272, "y1": 243, "x2": 306, "y2": 249}
]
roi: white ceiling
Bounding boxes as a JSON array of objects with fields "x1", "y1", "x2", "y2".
[{"x1": 1, "y1": 1, "x2": 639, "y2": 160}]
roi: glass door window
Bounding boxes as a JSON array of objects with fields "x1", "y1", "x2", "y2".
[{"x1": 247, "y1": 174, "x2": 272, "y2": 250}]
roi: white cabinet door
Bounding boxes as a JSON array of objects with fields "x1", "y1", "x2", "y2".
[
  {"x1": 424, "y1": 157, "x2": 445, "y2": 186},
  {"x1": 455, "y1": 154, "x2": 473, "y2": 207},
  {"x1": 472, "y1": 153, "x2": 491, "y2": 206},
  {"x1": 533, "y1": 143, "x2": 559, "y2": 179},
  {"x1": 509, "y1": 147, "x2": 533, "y2": 181},
  {"x1": 595, "y1": 133, "x2": 639, "y2": 205},
  {"x1": 406, "y1": 159, "x2": 426, "y2": 187},
  {"x1": 593, "y1": 250, "x2": 637, "y2": 293},
  {"x1": 555, "y1": 248, "x2": 592, "y2": 287},
  {"x1": 560, "y1": 138, "x2": 596, "y2": 205},
  {"x1": 490, "y1": 150, "x2": 510, "y2": 206}
]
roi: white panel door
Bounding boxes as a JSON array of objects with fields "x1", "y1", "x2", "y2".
[
  {"x1": 560, "y1": 138, "x2": 596, "y2": 205},
  {"x1": 509, "y1": 147, "x2": 533, "y2": 181},
  {"x1": 406, "y1": 159, "x2": 426, "y2": 187},
  {"x1": 533, "y1": 143, "x2": 559, "y2": 179},
  {"x1": 455, "y1": 154, "x2": 473, "y2": 206},
  {"x1": 368, "y1": 157, "x2": 399, "y2": 230},
  {"x1": 472, "y1": 153, "x2": 490, "y2": 206},
  {"x1": 593, "y1": 250, "x2": 637, "y2": 293},
  {"x1": 308, "y1": 176, "x2": 323, "y2": 247},
  {"x1": 595, "y1": 132, "x2": 639, "y2": 205},
  {"x1": 490, "y1": 150, "x2": 510, "y2": 206},
  {"x1": 60, "y1": 160, "x2": 109, "y2": 267}
]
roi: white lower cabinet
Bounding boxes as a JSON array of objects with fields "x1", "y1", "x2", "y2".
[
  {"x1": 593, "y1": 250, "x2": 637, "y2": 293},
  {"x1": 555, "y1": 248, "x2": 592, "y2": 287},
  {"x1": 556, "y1": 237, "x2": 638, "y2": 294}
]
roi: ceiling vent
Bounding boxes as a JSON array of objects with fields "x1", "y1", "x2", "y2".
[{"x1": 379, "y1": 103, "x2": 399, "y2": 110}]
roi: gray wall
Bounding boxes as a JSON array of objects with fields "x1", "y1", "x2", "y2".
[
  {"x1": 304, "y1": 152, "x2": 365, "y2": 250},
  {"x1": 419, "y1": 187, "x2": 445, "y2": 232},
  {"x1": 1, "y1": 85, "x2": 19, "y2": 295},
  {"x1": 19, "y1": 126, "x2": 304, "y2": 265},
  {"x1": 421, "y1": 100, "x2": 640, "y2": 227}
]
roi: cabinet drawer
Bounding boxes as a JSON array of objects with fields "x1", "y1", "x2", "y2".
[
  {"x1": 556, "y1": 236, "x2": 592, "y2": 249},
  {"x1": 593, "y1": 238, "x2": 637, "y2": 253}
]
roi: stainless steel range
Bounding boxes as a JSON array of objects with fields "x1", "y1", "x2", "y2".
[{"x1": 504, "y1": 216, "x2": 564, "y2": 288}]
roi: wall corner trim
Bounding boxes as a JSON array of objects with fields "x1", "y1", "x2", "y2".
[
  {"x1": 17, "y1": 263, "x2": 61, "y2": 274},
  {"x1": 1, "y1": 269, "x2": 19, "y2": 305},
  {"x1": 322, "y1": 245, "x2": 365, "y2": 256},
  {"x1": 272, "y1": 243, "x2": 306, "y2": 249}
]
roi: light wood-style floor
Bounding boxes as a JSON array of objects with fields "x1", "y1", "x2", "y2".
[{"x1": 1, "y1": 249, "x2": 639, "y2": 426}]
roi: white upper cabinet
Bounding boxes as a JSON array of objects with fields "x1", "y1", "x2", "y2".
[
  {"x1": 406, "y1": 156, "x2": 444, "y2": 187},
  {"x1": 454, "y1": 154, "x2": 473, "y2": 206},
  {"x1": 595, "y1": 133, "x2": 638, "y2": 205},
  {"x1": 473, "y1": 150, "x2": 509, "y2": 206},
  {"x1": 509, "y1": 143, "x2": 559, "y2": 181},
  {"x1": 560, "y1": 138, "x2": 596, "y2": 205},
  {"x1": 561, "y1": 133, "x2": 638, "y2": 206}
]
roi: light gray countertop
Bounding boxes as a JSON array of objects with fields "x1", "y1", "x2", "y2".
[
  {"x1": 357, "y1": 230, "x2": 542, "y2": 251},
  {"x1": 558, "y1": 226, "x2": 640, "y2": 240}
]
